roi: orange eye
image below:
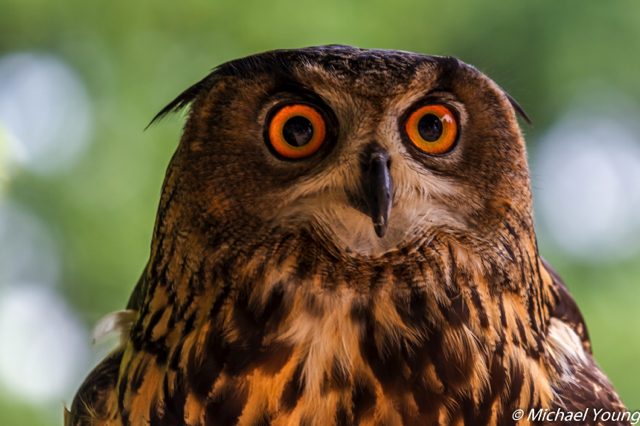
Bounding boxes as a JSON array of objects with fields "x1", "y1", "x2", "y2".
[
  {"x1": 405, "y1": 105, "x2": 458, "y2": 155},
  {"x1": 268, "y1": 104, "x2": 327, "y2": 159}
]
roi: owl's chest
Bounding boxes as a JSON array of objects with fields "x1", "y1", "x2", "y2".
[
  {"x1": 170, "y1": 279, "x2": 506, "y2": 425},
  {"x1": 118, "y1": 239, "x2": 552, "y2": 426}
]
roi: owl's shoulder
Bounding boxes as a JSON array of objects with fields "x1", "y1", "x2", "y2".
[
  {"x1": 542, "y1": 258, "x2": 628, "y2": 422},
  {"x1": 65, "y1": 349, "x2": 123, "y2": 426}
]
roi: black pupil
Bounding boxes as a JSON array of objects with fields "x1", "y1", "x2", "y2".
[
  {"x1": 417, "y1": 114, "x2": 443, "y2": 142},
  {"x1": 283, "y1": 116, "x2": 314, "y2": 147}
]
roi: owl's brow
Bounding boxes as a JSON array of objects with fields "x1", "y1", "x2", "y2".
[
  {"x1": 271, "y1": 82, "x2": 316, "y2": 96},
  {"x1": 431, "y1": 56, "x2": 531, "y2": 126}
]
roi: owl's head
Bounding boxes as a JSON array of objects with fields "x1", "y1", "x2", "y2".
[{"x1": 153, "y1": 45, "x2": 532, "y2": 257}]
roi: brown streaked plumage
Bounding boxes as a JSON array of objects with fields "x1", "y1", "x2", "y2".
[{"x1": 66, "y1": 45, "x2": 628, "y2": 426}]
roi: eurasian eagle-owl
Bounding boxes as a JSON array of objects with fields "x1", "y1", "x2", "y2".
[{"x1": 66, "y1": 45, "x2": 628, "y2": 426}]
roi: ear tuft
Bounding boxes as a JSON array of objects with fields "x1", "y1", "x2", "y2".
[
  {"x1": 145, "y1": 71, "x2": 218, "y2": 130},
  {"x1": 504, "y1": 92, "x2": 532, "y2": 126}
]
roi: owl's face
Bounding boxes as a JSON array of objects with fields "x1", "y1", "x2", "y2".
[{"x1": 162, "y1": 46, "x2": 531, "y2": 257}]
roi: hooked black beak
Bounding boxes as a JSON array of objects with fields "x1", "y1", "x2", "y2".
[{"x1": 361, "y1": 145, "x2": 393, "y2": 238}]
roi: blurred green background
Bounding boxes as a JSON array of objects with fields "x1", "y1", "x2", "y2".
[{"x1": 0, "y1": 1, "x2": 639, "y2": 424}]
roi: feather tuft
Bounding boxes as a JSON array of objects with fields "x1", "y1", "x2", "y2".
[{"x1": 92, "y1": 309, "x2": 137, "y2": 349}]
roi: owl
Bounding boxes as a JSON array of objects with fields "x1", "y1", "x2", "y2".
[{"x1": 65, "y1": 46, "x2": 629, "y2": 426}]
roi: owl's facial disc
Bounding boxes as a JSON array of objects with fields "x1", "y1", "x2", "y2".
[{"x1": 358, "y1": 143, "x2": 393, "y2": 238}]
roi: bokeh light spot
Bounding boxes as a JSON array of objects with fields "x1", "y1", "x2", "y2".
[
  {"x1": 0, "y1": 285, "x2": 89, "y2": 403},
  {"x1": 0, "y1": 202, "x2": 60, "y2": 288},
  {"x1": 0, "y1": 52, "x2": 93, "y2": 175},
  {"x1": 534, "y1": 111, "x2": 640, "y2": 261}
]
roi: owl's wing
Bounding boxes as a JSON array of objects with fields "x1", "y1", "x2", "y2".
[
  {"x1": 65, "y1": 349, "x2": 124, "y2": 426},
  {"x1": 541, "y1": 258, "x2": 629, "y2": 424},
  {"x1": 541, "y1": 257, "x2": 591, "y2": 354},
  {"x1": 65, "y1": 266, "x2": 148, "y2": 426}
]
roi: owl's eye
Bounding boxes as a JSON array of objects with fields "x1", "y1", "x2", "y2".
[
  {"x1": 268, "y1": 104, "x2": 327, "y2": 159},
  {"x1": 405, "y1": 105, "x2": 458, "y2": 155}
]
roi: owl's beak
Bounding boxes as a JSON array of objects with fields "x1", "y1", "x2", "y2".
[{"x1": 361, "y1": 145, "x2": 393, "y2": 238}]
